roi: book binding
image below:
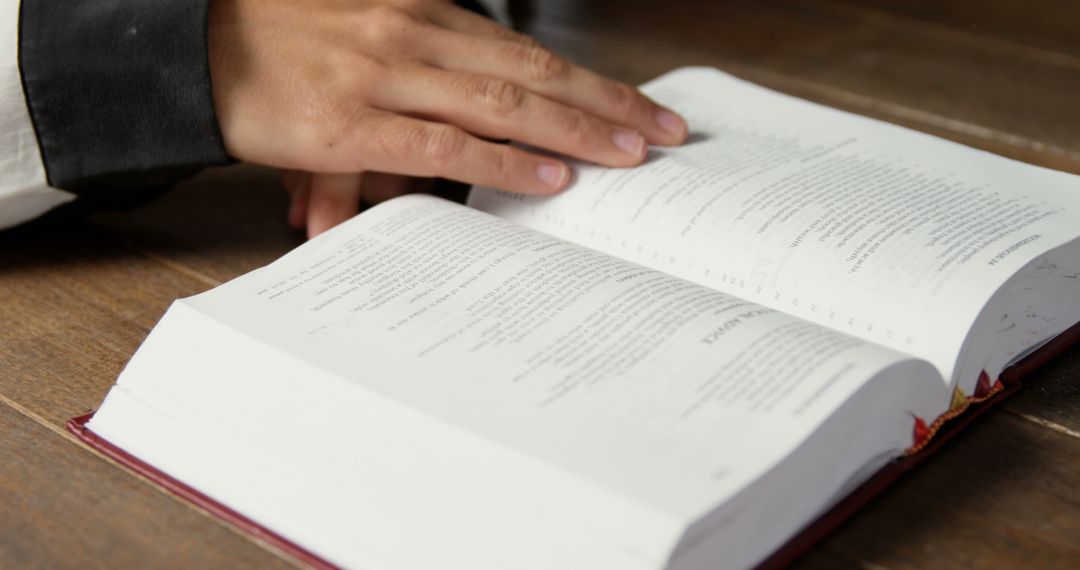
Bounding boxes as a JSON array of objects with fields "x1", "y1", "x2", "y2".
[{"x1": 67, "y1": 412, "x2": 336, "y2": 570}]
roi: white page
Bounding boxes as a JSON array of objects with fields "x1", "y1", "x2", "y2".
[
  {"x1": 91, "y1": 303, "x2": 678, "y2": 570},
  {"x1": 470, "y1": 67, "x2": 1080, "y2": 387},
  {"x1": 183, "y1": 194, "x2": 937, "y2": 525}
]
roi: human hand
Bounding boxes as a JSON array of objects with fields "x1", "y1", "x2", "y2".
[{"x1": 208, "y1": 0, "x2": 688, "y2": 236}]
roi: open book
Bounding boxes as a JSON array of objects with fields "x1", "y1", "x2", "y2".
[{"x1": 75, "y1": 68, "x2": 1080, "y2": 569}]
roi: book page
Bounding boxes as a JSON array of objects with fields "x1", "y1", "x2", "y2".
[
  {"x1": 183, "y1": 194, "x2": 941, "y2": 527},
  {"x1": 470, "y1": 67, "x2": 1080, "y2": 386}
]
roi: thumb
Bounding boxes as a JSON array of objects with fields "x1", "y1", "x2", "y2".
[{"x1": 307, "y1": 172, "x2": 364, "y2": 238}]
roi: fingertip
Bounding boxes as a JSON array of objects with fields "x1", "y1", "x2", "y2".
[
  {"x1": 307, "y1": 207, "x2": 356, "y2": 239},
  {"x1": 653, "y1": 108, "x2": 689, "y2": 146},
  {"x1": 306, "y1": 215, "x2": 328, "y2": 239},
  {"x1": 536, "y1": 161, "x2": 571, "y2": 193},
  {"x1": 305, "y1": 173, "x2": 362, "y2": 239},
  {"x1": 612, "y1": 128, "x2": 648, "y2": 163}
]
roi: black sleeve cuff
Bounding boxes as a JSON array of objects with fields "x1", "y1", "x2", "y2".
[{"x1": 18, "y1": 0, "x2": 229, "y2": 202}]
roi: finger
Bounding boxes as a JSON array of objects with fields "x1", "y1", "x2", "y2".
[
  {"x1": 307, "y1": 172, "x2": 363, "y2": 238},
  {"x1": 361, "y1": 172, "x2": 412, "y2": 204},
  {"x1": 417, "y1": 30, "x2": 688, "y2": 146},
  {"x1": 340, "y1": 111, "x2": 570, "y2": 195},
  {"x1": 289, "y1": 183, "x2": 311, "y2": 229},
  {"x1": 426, "y1": 2, "x2": 540, "y2": 48},
  {"x1": 372, "y1": 68, "x2": 647, "y2": 167},
  {"x1": 281, "y1": 170, "x2": 311, "y2": 229}
]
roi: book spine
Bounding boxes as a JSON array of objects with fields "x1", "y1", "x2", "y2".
[{"x1": 66, "y1": 413, "x2": 337, "y2": 570}]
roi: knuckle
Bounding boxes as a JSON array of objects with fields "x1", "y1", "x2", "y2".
[
  {"x1": 420, "y1": 126, "x2": 467, "y2": 169},
  {"x1": 501, "y1": 28, "x2": 542, "y2": 49},
  {"x1": 519, "y1": 35, "x2": 543, "y2": 50},
  {"x1": 608, "y1": 83, "x2": 639, "y2": 120},
  {"x1": 526, "y1": 48, "x2": 569, "y2": 82},
  {"x1": 373, "y1": 124, "x2": 408, "y2": 161},
  {"x1": 478, "y1": 80, "x2": 526, "y2": 117},
  {"x1": 560, "y1": 110, "x2": 591, "y2": 145},
  {"x1": 370, "y1": 118, "x2": 420, "y2": 160},
  {"x1": 489, "y1": 147, "x2": 514, "y2": 179},
  {"x1": 361, "y1": 6, "x2": 416, "y2": 40},
  {"x1": 339, "y1": 55, "x2": 387, "y2": 95}
]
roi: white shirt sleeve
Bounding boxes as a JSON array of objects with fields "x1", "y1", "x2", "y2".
[{"x1": 0, "y1": 1, "x2": 75, "y2": 231}]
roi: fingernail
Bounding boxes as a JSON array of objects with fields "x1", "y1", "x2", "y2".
[
  {"x1": 537, "y1": 162, "x2": 569, "y2": 190},
  {"x1": 612, "y1": 129, "x2": 646, "y2": 159},
  {"x1": 655, "y1": 109, "x2": 687, "y2": 139}
]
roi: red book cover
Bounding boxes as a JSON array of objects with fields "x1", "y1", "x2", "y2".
[{"x1": 67, "y1": 323, "x2": 1080, "y2": 569}]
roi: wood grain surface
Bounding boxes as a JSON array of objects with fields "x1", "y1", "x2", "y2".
[
  {"x1": 2, "y1": 0, "x2": 1079, "y2": 567},
  {"x1": 0, "y1": 404, "x2": 293, "y2": 569}
]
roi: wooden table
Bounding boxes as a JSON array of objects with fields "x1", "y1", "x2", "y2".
[{"x1": 3, "y1": 1, "x2": 1079, "y2": 567}]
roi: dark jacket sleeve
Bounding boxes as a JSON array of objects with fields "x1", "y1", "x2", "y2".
[{"x1": 18, "y1": 0, "x2": 229, "y2": 209}]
